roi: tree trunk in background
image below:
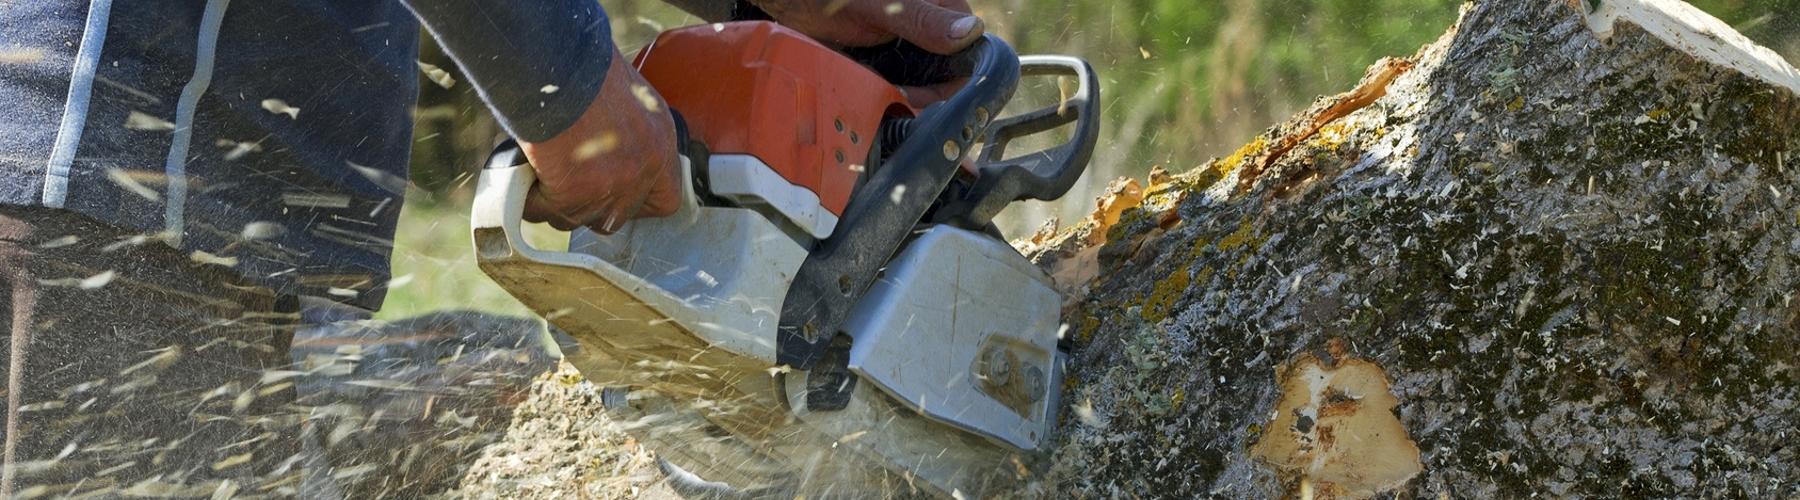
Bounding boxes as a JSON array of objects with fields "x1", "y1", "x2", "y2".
[{"x1": 1026, "y1": 0, "x2": 1799, "y2": 497}]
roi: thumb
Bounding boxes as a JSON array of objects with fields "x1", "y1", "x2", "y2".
[
  {"x1": 852, "y1": 0, "x2": 984, "y2": 55},
  {"x1": 637, "y1": 155, "x2": 686, "y2": 218}
]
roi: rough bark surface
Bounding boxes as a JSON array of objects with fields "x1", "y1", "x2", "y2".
[{"x1": 1019, "y1": 0, "x2": 1800, "y2": 497}]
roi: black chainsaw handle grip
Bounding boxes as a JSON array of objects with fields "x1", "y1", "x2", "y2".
[
  {"x1": 930, "y1": 55, "x2": 1100, "y2": 230},
  {"x1": 776, "y1": 34, "x2": 1021, "y2": 369},
  {"x1": 484, "y1": 139, "x2": 526, "y2": 170}
]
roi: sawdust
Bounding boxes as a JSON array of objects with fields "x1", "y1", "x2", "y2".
[{"x1": 433, "y1": 363, "x2": 681, "y2": 500}]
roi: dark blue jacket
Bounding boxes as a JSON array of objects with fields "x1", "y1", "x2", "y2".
[{"x1": 0, "y1": 0, "x2": 635, "y2": 309}]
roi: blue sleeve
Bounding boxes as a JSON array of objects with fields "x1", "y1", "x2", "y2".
[{"x1": 398, "y1": 0, "x2": 613, "y2": 142}]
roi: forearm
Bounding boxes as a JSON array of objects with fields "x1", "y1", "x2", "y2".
[{"x1": 399, "y1": 0, "x2": 614, "y2": 142}]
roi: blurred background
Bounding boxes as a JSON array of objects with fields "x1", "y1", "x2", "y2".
[{"x1": 382, "y1": 0, "x2": 1800, "y2": 319}]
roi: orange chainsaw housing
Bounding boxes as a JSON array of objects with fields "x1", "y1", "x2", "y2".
[{"x1": 633, "y1": 21, "x2": 912, "y2": 217}]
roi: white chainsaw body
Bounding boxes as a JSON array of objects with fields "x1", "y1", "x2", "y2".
[
  {"x1": 841, "y1": 226, "x2": 1062, "y2": 450},
  {"x1": 473, "y1": 153, "x2": 1062, "y2": 496},
  {"x1": 474, "y1": 19, "x2": 1103, "y2": 496}
]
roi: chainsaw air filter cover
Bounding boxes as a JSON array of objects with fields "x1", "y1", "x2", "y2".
[{"x1": 634, "y1": 21, "x2": 911, "y2": 219}]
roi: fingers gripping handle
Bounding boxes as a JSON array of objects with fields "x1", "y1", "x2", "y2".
[
  {"x1": 931, "y1": 55, "x2": 1101, "y2": 230},
  {"x1": 472, "y1": 139, "x2": 698, "y2": 264}
]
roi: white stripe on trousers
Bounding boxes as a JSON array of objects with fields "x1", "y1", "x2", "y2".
[{"x1": 40, "y1": 0, "x2": 116, "y2": 208}]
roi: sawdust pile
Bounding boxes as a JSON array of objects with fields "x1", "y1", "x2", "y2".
[{"x1": 433, "y1": 363, "x2": 680, "y2": 500}]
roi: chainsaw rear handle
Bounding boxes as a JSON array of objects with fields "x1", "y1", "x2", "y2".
[
  {"x1": 931, "y1": 55, "x2": 1101, "y2": 230},
  {"x1": 775, "y1": 34, "x2": 1021, "y2": 369},
  {"x1": 476, "y1": 111, "x2": 701, "y2": 257}
]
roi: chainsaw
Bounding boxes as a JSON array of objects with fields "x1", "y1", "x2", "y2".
[{"x1": 472, "y1": 20, "x2": 1098, "y2": 498}]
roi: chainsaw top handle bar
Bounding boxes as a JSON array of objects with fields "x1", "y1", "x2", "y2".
[{"x1": 930, "y1": 56, "x2": 1101, "y2": 230}]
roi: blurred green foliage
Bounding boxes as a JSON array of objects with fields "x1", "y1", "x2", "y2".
[{"x1": 406, "y1": 0, "x2": 1799, "y2": 204}]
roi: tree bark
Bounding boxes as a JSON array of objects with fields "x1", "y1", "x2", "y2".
[{"x1": 1026, "y1": 0, "x2": 1800, "y2": 497}]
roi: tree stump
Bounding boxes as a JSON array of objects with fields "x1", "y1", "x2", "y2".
[{"x1": 1028, "y1": 0, "x2": 1799, "y2": 497}]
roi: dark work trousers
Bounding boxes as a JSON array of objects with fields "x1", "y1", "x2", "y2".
[{"x1": 0, "y1": 206, "x2": 300, "y2": 498}]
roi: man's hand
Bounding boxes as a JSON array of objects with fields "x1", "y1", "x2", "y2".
[
  {"x1": 749, "y1": 0, "x2": 984, "y2": 55},
  {"x1": 751, "y1": 0, "x2": 984, "y2": 107},
  {"x1": 518, "y1": 49, "x2": 683, "y2": 234}
]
